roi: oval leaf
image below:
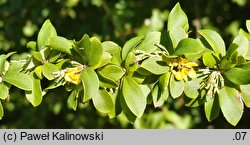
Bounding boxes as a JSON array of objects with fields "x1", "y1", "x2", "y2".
[
  {"x1": 25, "y1": 72, "x2": 43, "y2": 107},
  {"x1": 219, "y1": 87, "x2": 244, "y2": 126},
  {"x1": 99, "y1": 64, "x2": 125, "y2": 81},
  {"x1": 97, "y1": 71, "x2": 118, "y2": 88},
  {"x1": 80, "y1": 68, "x2": 99, "y2": 102},
  {"x1": 174, "y1": 38, "x2": 204, "y2": 57},
  {"x1": 122, "y1": 76, "x2": 146, "y2": 117},
  {"x1": 92, "y1": 89, "x2": 114, "y2": 113},
  {"x1": 0, "y1": 55, "x2": 7, "y2": 75},
  {"x1": 167, "y1": 2, "x2": 189, "y2": 32},
  {"x1": 3, "y1": 72, "x2": 32, "y2": 91},
  {"x1": 0, "y1": 83, "x2": 9, "y2": 100},
  {"x1": 50, "y1": 36, "x2": 72, "y2": 55},
  {"x1": 199, "y1": 29, "x2": 226, "y2": 56},
  {"x1": 246, "y1": 20, "x2": 250, "y2": 33},
  {"x1": 0, "y1": 101, "x2": 3, "y2": 120},
  {"x1": 184, "y1": 78, "x2": 199, "y2": 99},
  {"x1": 169, "y1": 26, "x2": 188, "y2": 49},
  {"x1": 26, "y1": 41, "x2": 37, "y2": 50},
  {"x1": 202, "y1": 52, "x2": 216, "y2": 68},
  {"x1": 122, "y1": 36, "x2": 144, "y2": 60},
  {"x1": 135, "y1": 31, "x2": 161, "y2": 53},
  {"x1": 240, "y1": 84, "x2": 250, "y2": 107},
  {"x1": 98, "y1": 52, "x2": 112, "y2": 68},
  {"x1": 204, "y1": 95, "x2": 220, "y2": 122},
  {"x1": 152, "y1": 83, "x2": 168, "y2": 107},
  {"x1": 232, "y1": 34, "x2": 249, "y2": 57},
  {"x1": 140, "y1": 57, "x2": 169, "y2": 75},
  {"x1": 43, "y1": 63, "x2": 59, "y2": 80},
  {"x1": 224, "y1": 66, "x2": 250, "y2": 85},
  {"x1": 35, "y1": 65, "x2": 43, "y2": 79},
  {"x1": 67, "y1": 89, "x2": 79, "y2": 111},
  {"x1": 102, "y1": 41, "x2": 119, "y2": 54},
  {"x1": 37, "y1": 19, "x2": 57, "y2": 50},
  {"x1": 170, "y1": 74, "x2": 184, "y2": 99},
  {"x1": 84, "y1": 37, "x2": 103, "y2": 68},
  {"x1": 158, "y1": 72, "x2": 171, "y2": 91},
  {"x1": 120, "y1": 92, "x2": 137, "y2": 123}
]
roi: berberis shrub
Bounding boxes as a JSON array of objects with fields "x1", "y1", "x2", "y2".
[{"x1": 1, "y1": 3, "x2": 250, "y2": 126}]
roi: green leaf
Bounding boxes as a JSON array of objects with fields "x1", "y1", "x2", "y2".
[
  {"x1": 42, "y1": 63, "x2": 59, "y2": 80},
  {"x1": 7, "y1": 62, "x2": 23, "y2": 73},
  {"x1": 25, "y1": 72, "x2": 43, "y2": 107},
  {"x1": 84, "y1": 37, "x2": 103, "y2": 68},
  {"x1": 50, "y1": 36, "x2": 72, "y2": 55},
  {"x1": 80, "y1": 68, "x2": 99, "y2": 102},
  {"x1": 3, "y1": 72, "x2": 32, "y2": 91},
  {"x1": 98, "y1": 52, "x2": 112, "y2": 68},
  {"x1": 202, "y1": 52, "x2": 216, "y2": 68},
  {"x1": 73, "y1": 34, "x2": 91, "y2": 62},
  {"x1": 120, "y1": 92, "x2": 137, "y2": 123},
  {"x1": 169, "y1": 26, "x2": 188, "y2": 49},
  {"x1": 239, "y1": 29, "x2": 250, "y2": 40},
  {"x1": 44, "y1": 79, "x2": 64, "y2": 91},
  {"x1": 184, "y1": 93, "x2": 206, "y2": 107},
  {"x1": 158, "y1": 72, "x2": 171, "y2": 91},
  {"x1": 122, "y1": 76, "x2": 146, "y2": 117},
  {"x1": 67, "y1": 89, "x2": 79, "y2": 111},
  {"x1": 98, "y1": 72, "x2": 118, "y2": 88},
  {"x1": 168, "y1": 2, "x2": 189, "y2": 32},
  {"x1": 37, "y1": 19, "x2": 57, "y2": 50},
  {"x1": 0, "y1": 83, "x2": 9, "y2": 100},
  {"x1": 0, "y1": 101, "x2": 3, "y2": 120},
  {"x1": 33, "y1": 52, "x2": 43, "y2": 63},
  {"x1": 219, "y1": 87, "x2": 243, "y2": 126},
  {"x1": 160, "y1": 30, "x2": 174, "y2": 54},
  {"x1": 111, "y1": 47, "x2": 123, "y2": 65},
  {"x1": 102, "y1": 41, "x2": 119, "y2": 54},
  {"x1": 223, "y1": 64, "x2": 250, "y2": 85},
  {"x1": 204, "y1": 95, "x2": 220, "y2": 122},
  {"x1": 92, "y1": 89, "x2": 114, "y2": 113},
  {"x1": 26, "y1": 41, "x2": 37, "y2": 50},
  {"x1": 49, "y1": 50, "x2": 61, "y2": 62},
  {"x1": 108, "y1": 89, "x2": 122, "y2": 119},
  {"x1": 40, "y1": 47, "x2": 50, "y2": 61},
  {"x1": 199, "y1": 29, "x2": 226, "y2": 56},
  {"x1": 0, "y1": 55, "x2": 6, "y2": 75},
  {"x1": 34, "y1": 65, "x2": 43, "y2": 79},
  {"x1": 174, "y1": 38, "x2": 204, "y2": 58},
  {"x1": 125, "y1": 52, "x2": 138, "y2": 75},
  {"x1": 122, "y1": 36, "x2": 144, "y2": 60},
  {"x1": 135, "y1": 31, "x2": 161, "y2": 53},
  {"x1": 169, "y1": 74, "x2": 184, "y2": 99},
  {"x1": 152, "y1": 83, "x2": 168, "y2": 107},
  {"x1": 232, "y1": 34, "x2": 249, "y2": 57},
  {"x1": 219, "y1": 57, "x2": 236, "y2": 70},
  {"x1": 140, "y1": 57, "x2": 169, "y2": 75},
  {"x1": 246, "y1": 20, "x2": 250, "y2": 33},
  {"x1": 98, "y1": 64, "x2": 125, "y2": 81},
  {"x1": 184, "y1": 78, "x2": 199, "y2": 99},
  {"x1": 226, "y1": 43, "x2": 238, "y2": 60},
  {"x1": 240, "y1": 84, "x2": 250, "y2": 107}
]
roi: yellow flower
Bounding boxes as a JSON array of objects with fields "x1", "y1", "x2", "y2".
[
  {"x1": 174, "y1": 71, "x2": 184, "y2": 81},
  {"x1": 64, "y1": 66, "x2": 82, "y2": 85},
  {"x1": 171, "y1": 57, "x2": 198, "y2": 81}
]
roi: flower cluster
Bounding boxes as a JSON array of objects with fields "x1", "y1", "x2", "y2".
[{"x1": 171, "y1": 57, "x2": 198, "y2": 81}]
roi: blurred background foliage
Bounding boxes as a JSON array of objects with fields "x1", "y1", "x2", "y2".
[{"x1": 0, "y1": 0, "x2": 250, "y2": 129}]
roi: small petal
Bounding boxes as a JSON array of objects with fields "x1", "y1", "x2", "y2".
[
  {"x1": 175, "y1": 71, "x2": 184, "y2": 81},
  {"x1": 186, "y1": 62, "x2": 198, "y2": 67},
  {"x1": 188, "y1": 69, "x2": 196, "y2": 78}
]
